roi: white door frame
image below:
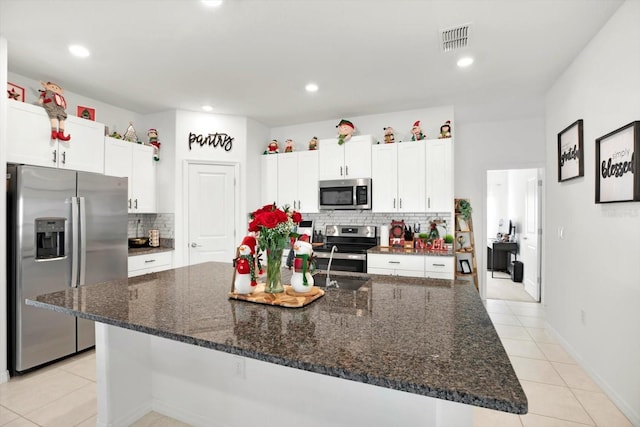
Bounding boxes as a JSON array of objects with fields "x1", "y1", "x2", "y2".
[
  {"x1": 481, "y1": 166, "x2": 545, "y2": 304},
  {"x1": 182, "y1": 160, "x2": 240, "y2": 267}
]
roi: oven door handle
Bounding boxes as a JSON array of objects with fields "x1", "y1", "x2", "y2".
[{"x1": 314, "y1": 252, "x2": 367, "y2": 261}]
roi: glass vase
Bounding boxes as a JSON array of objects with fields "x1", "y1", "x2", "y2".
[{"x1": 265, "y1": 243, "x2": 285, "y2": 294}]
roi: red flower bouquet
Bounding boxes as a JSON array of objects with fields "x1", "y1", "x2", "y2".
[{"x1": 248, "y1": 203, "x2": 302, "y2": 293}]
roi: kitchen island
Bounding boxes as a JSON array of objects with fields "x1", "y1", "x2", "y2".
[{"x1": 27, "y1": 262, "x2": 526, "y2": 427}]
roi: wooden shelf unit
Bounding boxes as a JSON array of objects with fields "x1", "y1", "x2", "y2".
[{"x1": 454, "y1": 198, "x2": 478, "y2": 290}]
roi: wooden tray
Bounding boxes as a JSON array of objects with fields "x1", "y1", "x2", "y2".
[{"x1": 228, "y1": 284, "x2": 325, "y2": 308}]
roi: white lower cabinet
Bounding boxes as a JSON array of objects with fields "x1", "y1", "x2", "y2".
[
  {"x1": 367, "y1": 253, "x2": 425, "y2": 278},
  {"x1": 128, "y1": 251, "x2": 173, "y2": 278},
  {"x1": 424, "y1": 256, "x2": 454, "y2": 280},
  {"x1": 368, "y1": 253, "x2": 454, "y2": 279}
]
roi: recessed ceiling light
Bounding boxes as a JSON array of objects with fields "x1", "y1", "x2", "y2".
[
  {"x1": 202, "y1": 105, "x2": 214, "y2": 112},
  {"x1": 202, "y1": 0, "x2": 223, "y2": 7},
  {"x1": 457, "y1": 56, "x2": 474, "y2": 68},
  {"x1": 305, "y1": 83, "x2": 319, "y2": 92},
  {"x1": 68, "y1": 45, "x2": 90, "y2": 58}
]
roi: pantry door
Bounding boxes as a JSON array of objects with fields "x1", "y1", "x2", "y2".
[
  {"x1": 187, "y1": 162, "x2": 238, "y2": 265},
  {"x1": 522, "y1": 172, "x2": 541, "y2": 301}
]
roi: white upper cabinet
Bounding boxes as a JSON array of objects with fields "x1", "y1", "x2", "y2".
[
  {"x1": 425, "y1": 139, "x2": 453, "y2": 212},
  {"x1": 260, "y1": 154, "x2": 278, "y2": 207},
  {"x1": 6, "y1": 101, "x2": 105, "y2": 174},
  {"x1": 104, "y1": 137, "x2": 157, "y2": 213},
  {"x1": 372, "y1": 142, "x2": 425, "y2": 213},
  {"x1": 276, "y1": 151, "x2": 319, "y2": 213},
  {"x1": 318, "y1": 135, "x2": 373, "y2": 180}
]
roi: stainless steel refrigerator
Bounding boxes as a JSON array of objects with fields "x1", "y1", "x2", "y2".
[{"x1": 7, "y1": 164, "x2": 128, "y2": 373}]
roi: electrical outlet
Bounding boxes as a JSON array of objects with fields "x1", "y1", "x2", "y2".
[{"x1": 234, "y1": 356, "x2": 246, "y2": 379}]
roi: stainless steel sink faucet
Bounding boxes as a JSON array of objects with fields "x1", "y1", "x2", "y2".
[{"x1": 325, "y1": 245, "x2": 339, "y2": 288}]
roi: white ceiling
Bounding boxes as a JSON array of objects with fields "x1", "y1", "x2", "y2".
[{"x1": 0, "y1": 0, "x2": 623, "y2": 127}]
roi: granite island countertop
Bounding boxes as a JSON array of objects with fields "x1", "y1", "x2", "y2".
[{"x1": 27, "y1": 262, "x2": 526, "y2": 414}]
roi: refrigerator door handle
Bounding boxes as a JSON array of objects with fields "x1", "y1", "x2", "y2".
[
  {"x1": 79, "y1": 197, "x2": 87, "y2": 286},
  {"x1": 71, "y1": 196, "x2": 79, "y2": 287}
]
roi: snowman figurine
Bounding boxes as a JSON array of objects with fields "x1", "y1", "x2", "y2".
[
  {"x1": 290, "y1": 238, "x2": 315, "y2": 293},
  {"x1": 234, "y1": 241, "x2": 258, "y2": 294}
]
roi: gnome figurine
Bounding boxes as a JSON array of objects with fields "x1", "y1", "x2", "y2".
[
  {"x1": 148, "y1": 128, "x2": 161, "y2": 161},
  {"x1": 234, "y1": 237, "x2": 258, "y2": 294},
  {"x1": 439, "y1": 120, "x2": 452, "y2": 138},
  {"x1": 336, "y1": 119, "x2": 355, "y2": 145},
  {"x1": 290, "y1": 238, "x2": 315, "y2": 293},
  {"x1": 38, "y1": 81, "x2": 71, "y2": 141}
]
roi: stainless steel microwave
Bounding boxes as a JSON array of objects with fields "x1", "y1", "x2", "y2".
[{"x1": 319, "y1": 178, "x2": 372, "y2": 210}]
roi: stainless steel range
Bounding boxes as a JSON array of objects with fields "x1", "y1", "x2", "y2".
[{"x1": 314, "y1": 225, "x2": 377, "y2": 273}]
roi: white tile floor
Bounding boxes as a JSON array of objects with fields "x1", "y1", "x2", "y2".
[{"x1": 0, "y1": 301, "x2": 633, "y2": 426}]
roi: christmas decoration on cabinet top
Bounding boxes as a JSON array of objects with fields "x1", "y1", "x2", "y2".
[
  {"x1": 308, "y1": 136, "x2": 318, "y2": 150},
  {"x1": 336, "y1": 119, "x2": 355, "y2": 145},
  {"x1": 439, "y1": 120, "x2": 452, "y2": 138},
  {"x1": 284, "y1": 139, "x2": 295, "y2": 153},
  {"x1": 411, "y1": 120, "x2": 426, "y2": 141},
  {"x1": 264, "y1": 139, "x2": 279, "y2": 154},
  {"x1": 383, "y1": 126, "x2": 395, "y2": 143},
  {"x1": 38, "y1": 81, "x2": 71, "y2": 141},
  {"x1": 148, "y1": 128, "x2": 161, "y2": 161}
]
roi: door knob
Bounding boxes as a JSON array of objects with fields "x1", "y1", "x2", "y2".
[{"x1": 191, "y1": 243, "x2": 200, "y2": 248}]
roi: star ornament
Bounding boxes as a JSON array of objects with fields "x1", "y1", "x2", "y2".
[{"x1": 7, "y1": 88, "x2": 20, "y2": 100}]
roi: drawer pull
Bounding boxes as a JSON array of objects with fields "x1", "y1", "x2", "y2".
[
  {"x1": 145, "y1": 259, "x2": 156, "y2": 263},
  {"x1": 388, "y1": 261, "x2": 401, "y2": 264},
  {"x1": 432, "y1": 263, "x2": 445, "y2": 267}
]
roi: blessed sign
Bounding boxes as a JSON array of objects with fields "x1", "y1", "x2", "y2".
[{"x1": 595, "y1": 121, "x2": 640, "y2": 203}]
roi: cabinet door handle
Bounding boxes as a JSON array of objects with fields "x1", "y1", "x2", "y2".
[
  {"x1": 340, "y1": 166, "x2": 343, "y2": 176},
  {"x1": 428, "y1": 197, "x2": 431, "y2": 209},
  {"x1": 134, "y1": 199, "x2": 138, "y2": 209},
  {"x1": 298, "y1": 200, "x2": 301, "y2": 210},
  {"x1": 399, "y1": 198, "x2": 402, "y2": 209},
  {"x1": 128, "y1": 199, "x2": 132, "y2": 209},
  {"x1": 62, "y1": 151, "x2": 66, "y2": 164},
  {"x1": 345, "y1": 165, "x2": 349, "y2": 176},
  {"x1": 52, "y1": 150, "x2": 57, "y2": 164},
  {"x1": 393, "y1": 198, "x2": 396, "y2": 208}
]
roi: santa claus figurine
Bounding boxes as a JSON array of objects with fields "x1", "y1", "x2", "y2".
[
  {"x1": 290, "y1": 237, "x2": 315, "y2": 293},
  {"x1": 234, "y1": 237, "x2": 258, "y2": 294},
  {"x1": 336, "y1": 119, "x2": 355, "y2": 145}
]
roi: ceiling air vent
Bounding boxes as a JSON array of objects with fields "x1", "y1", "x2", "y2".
[{"x1": 440, "y1": 24, "x2": 471, "y2": 53}]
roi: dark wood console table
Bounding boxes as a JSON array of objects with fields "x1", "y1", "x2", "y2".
[{"x1": 488, "y1": 240, "x2": 518, "y2": 278}]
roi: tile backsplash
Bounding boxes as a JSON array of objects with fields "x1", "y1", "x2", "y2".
[{"x1": 128, "y1": 213, "x2": 174, "y2": 239}]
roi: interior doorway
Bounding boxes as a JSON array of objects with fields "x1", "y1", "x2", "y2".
[
  {"x1": 486, "y1": 168, "x2": 542, "y2": 302},
  {"x1": 185, "y1": 161, "x2": 239, "y2": 266}
]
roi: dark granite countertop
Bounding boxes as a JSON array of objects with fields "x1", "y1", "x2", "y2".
[
  {"x1": 128, "y1": 246, "x2": 174, "y2": 256},
  {"x1": 26, "y1": 262, "x2": 526, "y2": 414},
  {"x1": 368, "y1": 245, "x2": 454, "y2": 257}
]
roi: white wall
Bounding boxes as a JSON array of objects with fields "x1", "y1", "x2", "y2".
[
  {"x1": 455, "y1": 115, "x2": 546, "y2": 295},
  {"x1": 544, "y1": 1, "x2": 640, "y2": 424},
  {"x1": 487, "y1": 170, "x2": 509, "y2": 239}
]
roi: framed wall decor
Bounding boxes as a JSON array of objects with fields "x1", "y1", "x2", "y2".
[
  {"x1": 460, "y1": 259, "x2": 472, "y2": 274},
  {"x1": 595, "y1": 121, "x2": 640, "y2": 203},
  {"x1": 557, "y1": 119, "x2": 584, "y2": 182},
  {"x1": 77, "y1": 106, "x2": 96, "y2": 121},
  {"x1": 7, "y1": 82, "x2": 25, "y2": 102}
]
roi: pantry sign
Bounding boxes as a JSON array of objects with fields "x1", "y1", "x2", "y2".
[
  {"x1": 188, "y1": 132, "x2": 234, "y2": 152},
  {"x1": 595, "y1": 121, "x2": 639, "y2": 203}
]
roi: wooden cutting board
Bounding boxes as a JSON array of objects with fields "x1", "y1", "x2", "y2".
[{"x1": 229, "y1": 284, "x2": 324, "y2": 308}]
